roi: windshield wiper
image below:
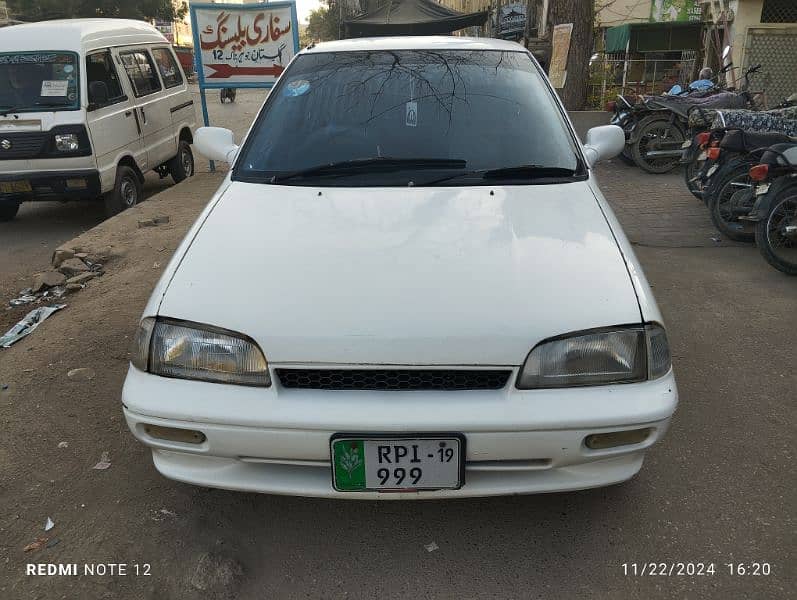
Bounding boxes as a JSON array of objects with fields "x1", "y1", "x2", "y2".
[
  {"x1": 419, "y1": 164, "x2": 579, "y2": 186},
  {"x1": 0, "y1": 100, "x2": 71, "y2": 116},
  {"x1": 268, "y1": 157, "x2": 466, "y2": 183}
]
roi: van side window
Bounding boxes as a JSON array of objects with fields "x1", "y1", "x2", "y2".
[
  {"x1": 151, "y1": 48, "x2": 183, "y2": 89},
  {"x1": 86, "y1": 51, "x2": 125, "y2": 106},
  {"x1": 119, "y1": 50, "x2": 162, "y2": 97}
]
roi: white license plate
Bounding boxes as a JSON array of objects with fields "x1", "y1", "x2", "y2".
[
  {"x1": 331, "y1": 436, "x2": 463, "y2": 492},
  {"x1": 756, "y1": 183, "x2": 770, "y2": 196},
  {"x1": 707, "y1": 164, "x2": 719, "y2": 177}
]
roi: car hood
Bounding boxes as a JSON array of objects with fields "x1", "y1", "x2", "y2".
[{"x1": 158, "y1": 180, "x2": 642, "y2": 365}]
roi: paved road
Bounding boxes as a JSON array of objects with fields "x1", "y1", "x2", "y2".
[{"x1": 0, "y1": 86, "x2": 266, "y2": 298}]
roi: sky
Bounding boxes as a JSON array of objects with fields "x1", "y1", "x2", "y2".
[{"x1": 296, "y1": 0, "x2": 323, "y2": 23}]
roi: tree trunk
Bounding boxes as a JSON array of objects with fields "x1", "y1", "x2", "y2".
[{"x1": 547, "y1": 0, "x2": 594, "y2": 110}]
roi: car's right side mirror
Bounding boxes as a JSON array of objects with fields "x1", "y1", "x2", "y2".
[
  {"x1": 583, "y1": 125, "x2": 625, "y2": 167},
  {"x1": 194, "y1": 127, "x2": 240, "y2": 164}
]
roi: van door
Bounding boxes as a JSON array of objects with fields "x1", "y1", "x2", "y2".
[
  {"x1": 116, "y1": 48, "x2": 177, "y2": 170},
  {"x1": 150, "y1": 46, "x2": 195, "y2": 135},
  {"x1": 85, "y1": 50, "x2": 143, "y2": 194}
]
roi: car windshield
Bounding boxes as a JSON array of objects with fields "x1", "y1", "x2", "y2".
[
  {"x1": 234, "y1": 49, "x2": 583, "y2": 186},
  {"x1": 0, "y1": 51, "x2": 80, "y2": 114}
]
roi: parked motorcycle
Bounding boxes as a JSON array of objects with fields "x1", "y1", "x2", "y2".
[
  {"x1": 746, "y1": 143, "x2": 797, "y2": 274},
  {"x1": 220, "y1": 87, "x2": 237, "y2": 104}
]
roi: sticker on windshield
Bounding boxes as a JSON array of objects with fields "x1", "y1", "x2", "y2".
[
  {"x1": 41, "y1": 80, "x2": 69, "y2": 97},
  {"x1": 284, "y1": 79, "x2": 310, "y2": 97},
  {"x1": 405, "y1": 101, "x2": 418, "y2": 127},
  {"x1": 63, "y1": 65, "x2": 74, "y2": 74}
]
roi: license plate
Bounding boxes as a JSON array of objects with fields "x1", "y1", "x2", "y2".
[
  {"x1": 756, "y1": 183, "x2": 770, "y2": 196},
  {"x1": 331, "y1": 435, "x2": 464, "y2": 492},
  {"x1": 698, "y1": 151, "x2": 707, "y2": 161},
  {"x1": 707, "y1": 164, "x2": 719, "y2": 177},
  {"x1": 0, "y1": 180, "x2": 32, "y2": 194},
  {"x1": 681, "y1": 140, "x2": 691, "y2": 149}
]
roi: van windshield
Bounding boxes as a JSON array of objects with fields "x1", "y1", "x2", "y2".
[
  {"x1": 234, "y1": 50, "x2": 583, "y2": 186},
  {"x1": 0, "y1": 52, "x2": 80, "y2": 115}
]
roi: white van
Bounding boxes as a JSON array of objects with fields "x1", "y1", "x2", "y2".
[{"x1": 0, "y1": 19, "x2": 196, "y2": 221}]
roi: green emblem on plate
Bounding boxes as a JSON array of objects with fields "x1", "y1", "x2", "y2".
[{"x1": 333, "y1": 440, "x2": 366, "y2": 491}]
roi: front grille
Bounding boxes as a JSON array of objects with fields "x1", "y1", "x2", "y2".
[
  {"x1": 0, "y1": 132, "x2": 49, "y2": 159},
  {"x1": 277, "y1": 368, "x2": 511, "y2": 391}
]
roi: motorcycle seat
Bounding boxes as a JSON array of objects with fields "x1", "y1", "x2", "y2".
[
  {"x1": 719, "y1": 130, "x2": 794, "y2": 153},
  {"x1": 760, "y1": 143, "x2": 797, "y2": 166}
]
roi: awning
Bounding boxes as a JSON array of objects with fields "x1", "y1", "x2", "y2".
[
  {"x1": 344, "y1": 0, "x2": 489, "y2": 38},
  {"x1": 605, "y1": 21, "x2": 704, "y2": 53}
]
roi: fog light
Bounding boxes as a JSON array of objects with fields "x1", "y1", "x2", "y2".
[
  {"x1": 144, "y1": 424, "x2": 206, "y2": 444},
  {"x1": 66, "y1": 178, "x2": 87, "y2": 189},
  {"x1": 584, "y1": 428, "x2": 652, "y2": 450}
]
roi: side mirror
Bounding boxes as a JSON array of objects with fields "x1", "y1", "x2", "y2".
[
  {"x1": 88, "y1": 81, "x2": 109, "y2": 108},
  {"x1": 194, "y1": 127, "x2": 239, "y2": 163},
  {"x1": 583, "y1": 125, "x2": 625, "y2": 167}
]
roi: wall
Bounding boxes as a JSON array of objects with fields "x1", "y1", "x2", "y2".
[{"x1": 596, "y1": 0, "x2": 651, "y2": 27}]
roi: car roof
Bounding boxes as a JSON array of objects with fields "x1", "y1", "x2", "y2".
[
  {"x1": 303, "y1": 36, "x2": 527, "y2": 54},
  {"x1": 0, "y1": 19, "x2": 167, "y2": 54}
]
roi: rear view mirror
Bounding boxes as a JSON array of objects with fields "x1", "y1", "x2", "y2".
[
  {"x1": 88, "y1": 81, "x2": 109, "y2": 108},
  {"x1": 194, "y1": 127, "x2": 239, "y2": 164},
  {"x1": 583, "y1": 125, "x2": 625, "y2": 167}
]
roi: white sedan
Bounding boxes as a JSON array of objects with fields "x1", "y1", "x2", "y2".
[{"x1": 122, "y1": 37, "x2": 677, "y2": 499}]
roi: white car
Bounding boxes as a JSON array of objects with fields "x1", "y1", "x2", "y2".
[{"x1": 123, "y1": 37, "x2": 677, "y2": 499}]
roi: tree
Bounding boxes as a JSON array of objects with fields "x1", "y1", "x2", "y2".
[
  {"x1": 306, "y1": 1, "x2": 342, "y2": 43},
  {"x1": 8, "y1": 0, "x2": 187, "y2": 22},
  {"x1": 547, "y1": 0, "x2": 594, "y2": 110}
]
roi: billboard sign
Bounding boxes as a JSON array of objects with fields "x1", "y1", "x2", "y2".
[
  {"x1": 650, "y1": 0, "x2": 702, "y2": 23},
  {"x1": 190, "y1": 1, "x2": 299, "y2": 89},
  {"x1": 498, "y1": 3, "x2": 527, "y2": 39}
]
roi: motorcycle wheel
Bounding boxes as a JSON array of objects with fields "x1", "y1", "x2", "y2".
[
  {"x1": 631, "y1": 116, "x2": 686, "y2": 174},
  {"x1": 755, "y1": 183, "x2": 797, "y2": 275},
  {"x1": 710, "y1": 185, "x2": 756, "y2": 242},
  {"x1": 683, "y1": 158, "x2": 703, "y2": 199}
]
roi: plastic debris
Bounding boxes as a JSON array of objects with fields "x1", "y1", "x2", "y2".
[
  {"x1": 93, "y1": 451, "x2": 111, "y2": 470},
  {"x1": 46, "y1": 538, "x2": 60, "y2": 549},
  {"x1": 0, "y1": 305, "x2": 66, "y2": 348},
  {"x1": 424, "y1": 541, "x2": 439, "y2": 553},
  {"x1": 23, "y1": 537, "x2": 49, "y2": 552},
  {"x1": 67, "y1": 367, "x2": 95, "y2": 381},
  {"x1": 9, "y1": 293, "x2": 37, "y2": 306},
  {"x1": 42, "y1": 286, "x2": 66, "y2": 299},
  {"x1": 57, "y1": 441, "x2": 69, "y2": 448},
  {"x1": 44, "y1": 517, "x2": 54, "y2": 531}
]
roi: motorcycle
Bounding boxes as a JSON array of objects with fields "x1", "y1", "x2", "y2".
[
  {"x1": 746, "y1": 143, "x2": 797, "y2": 274},
  {"x1": 220, "y1": 87, "x2": 237, "y2": 104}
]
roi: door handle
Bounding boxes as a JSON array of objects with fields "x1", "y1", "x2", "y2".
[
  {"x1": 124, "y1": 110, "x2": 132, "y2": 117},
  {"x1": 140, "y1": 107, "x2": 146, "y2": 123}
]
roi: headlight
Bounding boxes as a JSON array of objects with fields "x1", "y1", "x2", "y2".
[
  {"x1": 54, "y1": 133, "x2": 79, "y2": 152},
  {"x1": 131, "y1": 318, "x2": 271, "y2": 387},
  {"x1": 517, "y1": 324, "x2": 671, "y2": 389}
]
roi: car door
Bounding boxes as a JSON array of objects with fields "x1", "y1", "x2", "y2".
[
  {"x1": 85, "y1": 49, "x2": 144, "y2": 194},
  {"x1": 115, "y1": 47, "x2": 176, "y2": 170}
]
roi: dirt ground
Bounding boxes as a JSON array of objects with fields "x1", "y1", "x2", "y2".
[{"x1": 0, "y1": 163, "x2": 795, "y2": 600}]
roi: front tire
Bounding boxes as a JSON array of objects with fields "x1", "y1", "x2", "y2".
[
  {"x1": 632, "y1": 116, "x2": 686, "y2": 174},
  {"x1": 708, "y1": 162, "x2": 756, "y2": 242},
  {"x1": 683, "y1": 158, "x2": 704, "y2": 199},
  {"x1": 104, "y1": 165, "x2": 142, "y2": 217},
  {"x1": 0, "y1": 199, "x2": 20, "y2": 222},
  {"x1": 755, "y1": 186, "x2": 797, "y2": 275},
  {"x1": 169, "y1": 141, "x2": 194, "y2": 184}
]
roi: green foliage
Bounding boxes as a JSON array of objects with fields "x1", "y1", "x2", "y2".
[
  {"x1": 306, "y1": 0, "x2": 341, "y2": 43},
  {"x1": 8, "y1": 0, "x2": 187, "y2": 22}
]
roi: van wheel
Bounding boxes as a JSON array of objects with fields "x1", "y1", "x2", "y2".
[
  {"x1": 104, "y1": 166, "x2": 141, "y2": 217},
  {"x1": 169, "y1": 141, "x2": 194, "y2": 184},
  {"x1": 0, "y1": 200, "x2": 21, "y2": 222}
]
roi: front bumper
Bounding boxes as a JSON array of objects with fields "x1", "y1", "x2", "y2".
[
  {"x1": 122, "y1": 366, "x2": 678, "y2": 499},
  {"x1": 0, "y1": 170, "x2": 100, "y2": 201}
]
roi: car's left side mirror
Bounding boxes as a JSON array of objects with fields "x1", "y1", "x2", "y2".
[
  {"x1": 194, "y1": 127, "x2": 239, "y2": 164},
  {"x1": 582, "y1": 125, "x2": 625, "y2": 167}
]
